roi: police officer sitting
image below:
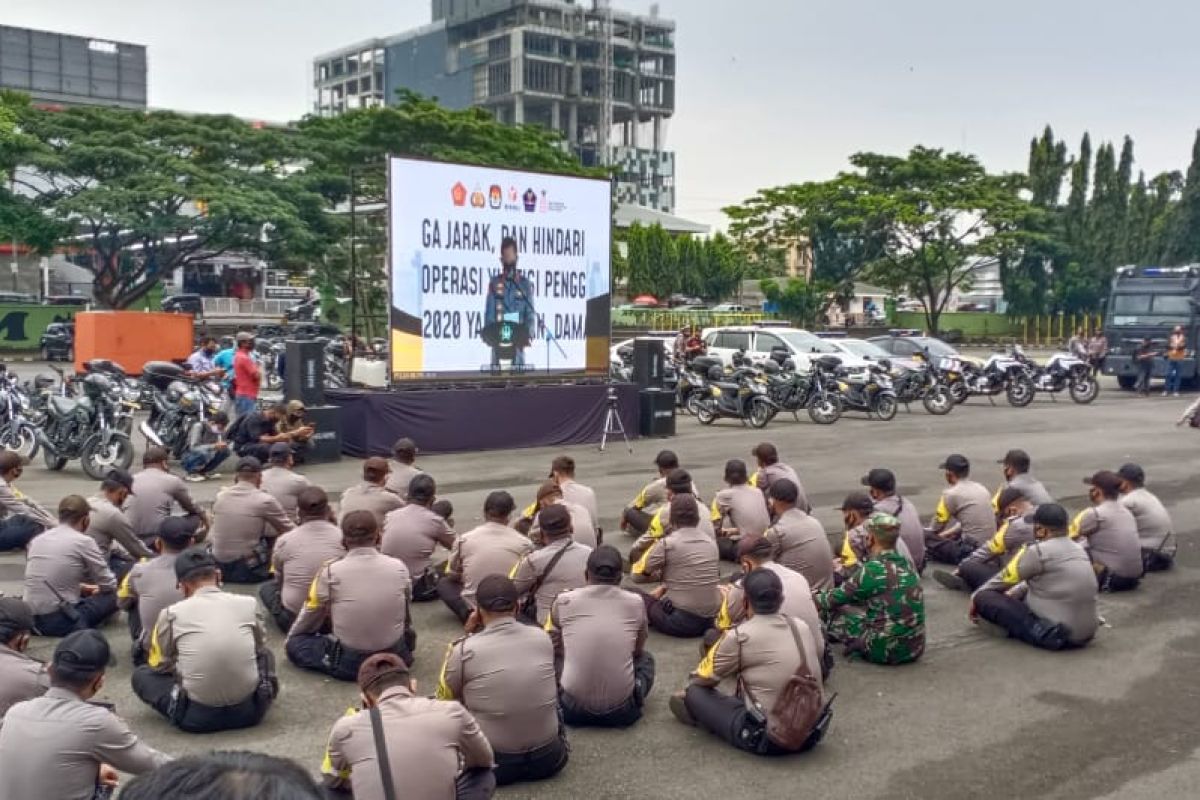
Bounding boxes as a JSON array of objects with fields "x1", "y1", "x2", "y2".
[
  {"x1": 340, "y1": 457, "x2": 405, "y2": 527},
  {"x1": 520, "y1": 480, "x2": 596, "y2": 548},
  {"x1": 384, "y1": 437, "x2": 423, "y2": 499},
  {"x1": 1072, "y1": 470, "x2": 1143, "y2": 591},
  {"x1": 620, "y1": 449, "x2": 679, "y2": 535},
  {"x1": 550, "y1": 455, "x2": 599, "y2": 534},
  {"x1": 125, "y1": 446, "x2": 206, "y2": 545},
  {"x1": 382, "y1": 474, "x2": 456, "y2": 601},
  {"x1": 0, "y1": 598, "x2": 48, "y2": 718},
  {"x1": 862, "y1": 467, "x2": 926, "y2": 570},
  {"x1": 261, "y1": 442, "x2": 312, "y2": 522},
  {"x1": 934, "y1": 487, "x2": 1035, "y2": 592},
  {"x1": 926, "y1": 454, "x2": 997, "y2": 565},
  {"x1": 437, "y1": 575, "x2": 568, "y2": 787},
  {"x1": 971, "y1": 503, "x2": 1098, "y2": 650},
  {"x1": 546, "y1": 545, "x2": 654, "y2": 728},
  {"x1": 628, "y1": 468, "x2": 713, "y2": 564},
  {"x1": 322, "y1": 653, "x2": 496, "y2": 800},
  {"x1": 438, "y1": 490, "x2": 532, "y2": 624},
  {"x1": 1116, "y1": 463, "x2": 1177, "y2": 572},
  {"x1": 837, "y1": 491, "x2": 917, "y2": 575},
  {"x1": 631, "y1": 495, "x2": 720, "y2": 638},
  {"x1": 209, "y1": 456, "x2": 294, "y2": 584},
  {"x1": 259, "y1": 486, "x2": 345, "y2": 633},
  {"x1": 132, "y1": 547, "x2": 279, "y2": 733},
  {"x1": 23, "y1": 495, "x2": 119, "y2": 637},
  {"x1": 0, "y1": 450, "x2": 54, "y2": 551},
  {"x1": 0, "y1": 630, "x2": 171, "y2": 800},
  {"x1": 994, "y1": 449, "x2": 1054, "y2": 507},
  {"x1": 87, "y1": 468, "x2": 153, "y2": 580},
  {"x1": 750, "y1": 442, "x2": 808, "y2": 511},
  {"x1": 763, "y1": 479, "x2": 834, "y2": 591},
  {"x1": 119, "y1": 516, "x2": 196, "y2": 664},
  {"x1": 510, "y1": 504, "x2": 590, "y2": 625},
  {"x1": 286, "y1": 510, "x2": 415, "y2": 680},
  {"x1": 670, "y1": 568, "x2": 828, "y2": 755},
  {"x1": 711, "y1": 458, "x2": 771, "y2": 562}
]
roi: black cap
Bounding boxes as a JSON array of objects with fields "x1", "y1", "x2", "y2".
[
  {"x1": 158, "y1": 516, "x2": 200, "y2": 547},
  {"x1": 995, "y1": 486, "x2": 1025, "y2": 513},
  {"x1": 1116, "y1": 463, "x2": 1145, "y2": 485},
  {"x1": 837, "y1": 492, "x2": 875, "y2": 513},
  {"x1": 1032, "y1": 503, "x2": 1069, "y2": 529},
  {"x1": 1083, "y1": 470, "x2": 1123, "y2": 496},
  {"x1": 939, "y1": 454, "x2": 970, "y2": 474},
  {"x1": 53, "y1": 629, "x2": 110, "y2": 677},
  {"x1": 586, "y1": 545, "x2": 624, "y2": 581},
  {"x1": 476, "y1": 575, "x2": 518, "y2": 612},
  {"x1": 236, "y1": 456, "x2": 263, "y2": 474},
  {"x1": 103, "y1": 469, "x2": 135, "y2": 494},
  {"x1": 0, "y1": 597, "x2": 34, "y2": 632},
  {"x1": 860, "y1": 468, "x2": 896, "y2": 493},
  {"x1": 998, "y1": 449, "x2": 1031, "y2": 472},
  {"x1": 268, "y1": 442, "x2": 291, "y2": 463},
  {"x1": 174, "y1": 546, "x2": 218, "y2": 581},
  {"x1": 538, "y1": 504, "x2": 572, "y2": 538}
]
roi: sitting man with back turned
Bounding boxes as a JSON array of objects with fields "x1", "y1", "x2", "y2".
[
  {"x1": 711, "y1": 458, "x2": 771, "y2": 562},
  {"x1": 926, "y1": 454, "x2": 996, "y2": 565},
  {"x1": 259, "y1": 486, "x2": 346, "y2": 633},
  {"x1": 620, "y1": 449, "x2": 679, "y2": 535},
  {"x1": 1115, "y1": 462, "x2": 1176, "y2": 573},
  {"x1": 119, "y1": 517, "x2": 196, "y2": 664},
  {"x1": 339, "y1": 457, "x2": 404, "y2": 527},
  {"x1": 0, "y1": 450, "x2": 55, "y2": 551},
  {"x1": 382, "y1": 474, "x2": 456, "y2": 601},
  {"x1": 208, "y1": 457, "x2": 294, "y2": 584},
  {"x1": 384, "y1": 437, "x2": 422, "y2": 499},
  {"x1": 0, "y1": 597, "x2": 48, "y2": 717},
  {"x1": 763, "y1": 479, "x2": 834, "y2": 591},
  {"x1": 816, "y1": 513, "x2": 925, "y2": 665},
  {"x1": 1071, "y1": 470, "x2": 1143, "y2": 592},
  {"x1": 631, "y1": 495, "x2": 720, "y2": 638},
  {"x1": 438, "y1": 491, "x2": 532, "y2": 624},
  {"x1": 510, "y1": 504, "x2": 590, "y2": 626},
  {"x1": 261, "y1": 442, "x2": 312, "y2": 522}
]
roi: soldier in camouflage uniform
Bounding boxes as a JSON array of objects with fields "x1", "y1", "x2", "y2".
[{"x1": 816, "y1": 513, "x2": 925, "y2": 665}]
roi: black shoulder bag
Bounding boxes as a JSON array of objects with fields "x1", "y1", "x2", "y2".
[
  {"x1": 369, "y1": 705, "x2": 398, "y2": 800},
  {"x1": 520, "y1": 543, "x2": 572, "y2": 621}
]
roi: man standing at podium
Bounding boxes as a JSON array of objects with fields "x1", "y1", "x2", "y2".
[{"x1": 484, "y1": 237, "x2": 537, "y2": 370}]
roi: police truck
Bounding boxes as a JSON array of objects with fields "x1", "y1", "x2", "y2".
[{"x1": 1101, "y1": 264, "x2": 1200, "y2": 390}]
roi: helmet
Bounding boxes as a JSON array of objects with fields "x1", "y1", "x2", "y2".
[
  {"x1": 707, "y1": 365, "x2": 724, "y2": 381},
  {"x1": 81, "y1": 373, "x2": 112, "y2": 399},
  {"x1": 761, "y1": 360, "x2": 780, "y2": 375}
]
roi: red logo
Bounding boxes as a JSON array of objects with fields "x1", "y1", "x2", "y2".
[
  {"x1": 489, "y1": 185, "x2": 502, "y2": 209},
  {"x1": 451, "y1": 182, "x2": 467, "y2": 207}
]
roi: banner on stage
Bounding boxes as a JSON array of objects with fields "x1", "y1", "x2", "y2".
[{"x1": 388, "y1": 156, "x2": 612, "y2": 380}]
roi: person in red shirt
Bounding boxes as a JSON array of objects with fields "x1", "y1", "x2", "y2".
[{"x1": 233, "y1": 332, "x2": 262, "y2": 417}]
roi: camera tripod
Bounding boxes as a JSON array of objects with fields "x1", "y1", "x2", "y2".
[{"x1": 599, "y1": 387, "x2": 632, "y2": 453}]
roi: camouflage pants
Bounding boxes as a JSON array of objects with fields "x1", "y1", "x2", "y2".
[{"x1": 822, "y1": 608, "x2": 924, "y2": 666}]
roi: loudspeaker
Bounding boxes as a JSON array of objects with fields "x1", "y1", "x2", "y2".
[
  {"x1": 632, "y1": 338, "x2": 665, "y2": 389},
  {"x1": 285, "y1": 339, "x2": 325, "y2": 407},
  {"x1": 638, "y1": 388, "x2": 676, "y2": 437},
  {"x1": 301, "y1": 404, "x2": 342, "y2": 464}
]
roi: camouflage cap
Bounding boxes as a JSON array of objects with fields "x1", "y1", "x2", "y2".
[{"x1": 866, "y1": 512, "x2": 901, "y2": 534}]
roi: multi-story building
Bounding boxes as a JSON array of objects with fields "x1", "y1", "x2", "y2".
[
  {"x1": 0, "y1": 24, "x2": 146, "y2": 109},
  {"x1": 312, "y1": 0, "x2": 677, "y2": 212}
]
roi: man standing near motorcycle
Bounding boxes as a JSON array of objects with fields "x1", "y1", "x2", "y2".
[
  {"x1": 185, "y1": 337, "x2": 226, "y2": 382},
  {"x1": 232, "y1": 332, "x2": 261, "y2": 417}
]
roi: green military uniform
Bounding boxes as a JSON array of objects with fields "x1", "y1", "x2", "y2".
[{"x1": 816, "y1": 548, "x2": 925, "y2": 665}]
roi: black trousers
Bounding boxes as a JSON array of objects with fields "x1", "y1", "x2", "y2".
[
  {"x1": 638, "y1": 591, "x2": 712, "y2": 638},
  {"x1": 437, "y1": 576, "x2": 472, "y2": 624},
  {"x1": 957, "y1": 560, "x2": 1000, "y2": 591},
  {"x1": 717, "y1": 537, "x2": 739, "y2": 563},
  {"x1": 286, "y1": 633, "x2": 415, "y2": 682},
  {"x1": 132, "y1": 656, "x2": 276, "y2": 733},
  {"x1": 0, "y1": 514, "x2": 45, "y2": 551},
  {"x1": 1143, "y1": 548, "x2": 1174, "y2": 572},
  {"x1": 974, "y1": 590, "x2": 1079, "y2": 651},
  {"x1": 109, "y1": 554, "x2": 135, "y2": 582},
  {"x1": 257, "y1": 582, "x2": 298, "y2": 634},
  {"x1": 560, "y1": 652, "x2": 656, "y2": 728},
  {"x1": 324, "y1": 768, "x2": 495, "y2": 800},
  {"x1": 683, "y1": 685, "x2": 792, "y2": 756},
  {"x1": 622, "y1": 508, "x2": 653, "y2": 535},
  {"x1": 412, "y1": 567, "x2": 441, "y2": 602},
  {"x1": 1097, "y1": 567, "x2": 1141, "y2": 593},
  {"x1": 924, "y1": 533, "x2": 975, "y2": 565},
  {"x1": 217, "y1": 556, "x2": 272, "y2": 585},
  {"x1": 493, "y1": 732, "x2": 569, "y2": 787},
  {"x1": 33, "y1": 593, "x2": 119, "y2": 637}
]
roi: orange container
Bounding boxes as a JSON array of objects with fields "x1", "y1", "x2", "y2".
[{"x1": 73, "y1": 311, "x2": 194, "y2": 375}]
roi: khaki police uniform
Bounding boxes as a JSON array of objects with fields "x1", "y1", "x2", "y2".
[
  {"x1": 287, "y1": 548, "x2": 414, "y2": 681},
  {"x1": 0, "y1": 477, "x2": 56, "y2": 552},
  {"x1": 686, "y1": 612, "x2": 824, "y2": 754},
  {"x1": 873, "y1": 493, "x2": 926, "y2": 569},
  {"x1": 752, "y1": 462, "x2": 809, "y2": 511},
  {"x1": 125, "y1": 467, "x2": 201, "y2": 541},
  {"x1": 629, "y1": 495, "x2": 715, "y2": 564},
  {"x1": 631, "y1": 525, "x2": 720, "y2": 638},
  {"x1": 559, "y1": 479, "x2": 599, "y2": 531},
  {"x1": 322, "y1": 685, "x2": 495, "y2": 800},
  {"x1": 763, "y1": 507, "x2": 835, "y2": 591},
  {"x1": 258, "y1": 520, "x2": 345, "y2": 632},
  {"x1": 209, "y1": 481, "x2": 294, "y2": 583},
  {"x1": 86, "y1": 496, "x2": 153, "y2": 574},
  {"x1": 711, "y1": 484, "x2": 771, "y2": 561},
  {"x1": 1121, "y1": 487, "x2": 1176, "y2": 571},
  {"x1": 384, "y1": 462, "x2": 422, "y2": 499},
  {"x1": 927, "y1": 479, "x2": 997, "y2": 564},
  {"x1": 529, "y1": 499, "x2": 596, "y2": 548},
  {"x1": 133, "y1": 585, "x2": 276, "y2": 733},
  {"x1": 382, "y1": 503, "x2": 456, "y2": 601},
  {"x1": 436, "y1": 618, "x2": 567, "y2": 786},
  {"x1": 510, "y1": 537, "x2": 591, "y2": 625},
  {"x1": 0, "y1": 643, "x2": 48, "y2": 718},
  {"x1": 340, "y1": 482, "x2": 405, "y2": 526},
  {"x1": 546, "y1": 584, "x2": 654, "y2": 727},
  {"x1": 717, "y1": 561, "x2": 825, "y2": 657},
  {"x1": 118, "y1": 552, "x2": 184, "y2": 661},
  {"x1": 438, "y1": 521, "x2": 533, "y2": 622},
  {"x1": 621, "y1": 475, "x2": 668, "y2": 534},
  {"x1": 975, "y1": 535, "x2": 1099, "y2": 648},
  {"x1": 840, "y1": 522, "x2": 917, "y2": 573},
  {"x1": 957, "y1": 513, "x2": 1037, "y2": 590},
  {"x1": 996, "y1": 472, "x2": 1054, "y2": 507},
  {"x1": 1070, "y1": 499, "x2": 1143, "y2": 590},
  {"x1": 22, "y1": 524, "x2": 118, "y2": 637},
  {"x1": 0, "y1": 686, "x2": 170, "y2": 800},
  {"x1": 261, "y1": 465, "x2": 312, "y2": 521}
]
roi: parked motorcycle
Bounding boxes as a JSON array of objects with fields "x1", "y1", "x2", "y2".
[
  {"x1": 140, "y1": 361, "x2": 225, "y2": 459},
  {"x1": 761, "y1": 355, "x2": 843, "y2": 425},
  {"x1": 39, "y1": 371, "x2": 137, "y2": 478},
  {"x1": 891, "y1": 359, "x2": 954, "y2": 415},
  {"x1": 695, "y1": 364, "x2": 778, "y2": 428},
  {"x1": 835, "y1": 361, "x2": 899, "y2": 420},
  {"x1": 676, "y1": 356, "x2": 721, "y2": 415},
  {"x1": 947, "y1": 351, "x2": 1035, "y2": 408},
  {"x1": 0, "y1": 367, "x2": 40, "y2": 458},
  {"x1": 1011, "y1": 346, "x2": 1099, "y2": 404}
]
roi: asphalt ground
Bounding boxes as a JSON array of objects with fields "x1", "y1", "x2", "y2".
[{"x1": 1, "y1": 366, "x2": 1198, "y2": 799}]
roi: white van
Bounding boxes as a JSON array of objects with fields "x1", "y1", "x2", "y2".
[{"x1": 701, "y1": 325, "x2": 867, "y2": 371}]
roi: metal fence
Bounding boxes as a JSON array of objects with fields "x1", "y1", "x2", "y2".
[{"x1": 201, "y1": 297, "x2": 294, "y2": 316}]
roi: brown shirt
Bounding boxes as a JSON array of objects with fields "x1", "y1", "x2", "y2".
[
  {"x1": 340, "y1": 482, "x2": 405, "y2": 526},
  {"x1": 447, "y1": 521, "x2": 533, "y2": 607},
  {"x1": 23, "y1": 524, "x2": 117, "y2": 615},
  {"x1": 86, "y1": 496, "x2": 152, "y2": 560},
  {"x1": 631, "y1": 525, "x2": 720, "y2": 618},
  {"x1": 125, "y1": 468, "x2": 199, "y2": 539},
  {"x1": 718, "y1": 561, "x2": 824, "y2": 654},
  {"x1": 381, "y1": 503, "x2": 455, "y2": 576},
  {"x1": 547, "y1": 584, "x2": 647, "y2": 713},
  {"x1": 261, "y1": 466, "x2": 312, "y2": 521},
  {"x1": 1071, "y1": 499, "x2": 1143, "y2": 579},
  {"x1": 629, "y1": 475, "x2": 668, "y2": 513},
  {"x1": 934, "y1": 479, "x2": 997, "y2": 547},
  {"x1": 209, "y1": 481, "x2": 293, "y2": 563},
  {"x1": 289, "y1": 548, "x2": 412, "y2": 653},
  {"x1": 384, "y1": 462, "x2": 422, "y2": 499},
  {"x1": 0, "y1": 644, "x2": 48, "y2": 719},
  {"x1": 118, "y1": 553, "x2": 183, "y2": 647},
  {"x1": 270, "y1": 520, "x2": 347, "y2": 614},
  {"x1": 436, "y1": 618, "x2": 559, "y2": 754},
  {"x1": 529, "y1": 499, "x2": 596, "y2": 548},
  {"x1": 324, "y1": 686, "x2": 493, "y2": 800},
  {"x1": 712, "y1": 484, "x2": 771, "y2": 538},
  {"x1": 764, "y1": 508, "x2": 835, "y2": 591},
  {"x1": 873, "y1": 493, "x2": 925, "y2": 567},
  {"x1": 0, "y1": 477, "x2": 54, "y2": 528},
  {"x1": 510, "y1": 537, "x2": 591, "y2": 625},
  {"x1": 754, "y1": 462, "x2": 809, "y2": 512}
]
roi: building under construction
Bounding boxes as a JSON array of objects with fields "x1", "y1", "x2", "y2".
[{"x1": 312, "y1": 0, "x2": 677, "y2": 212}]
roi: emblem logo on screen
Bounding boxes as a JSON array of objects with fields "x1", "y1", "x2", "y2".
[
  {"x1": 470, "y1": 186, "x2": 487, "y2": 208},
  {"x1": 451, "y1": 182, "x2": 467, "y2": 207},
  {"x1": 523, "y1": 188, "x2": 537, "y2": 212},
  {"x1": 489, "y1": 185, "x2": 502, "y2": 209},
  {"x1": 509, "y1": 186, "x2": 519, "y2": 203},
  {"x1": 539, "y1": 190, "x2": 549, "y2": 213}
]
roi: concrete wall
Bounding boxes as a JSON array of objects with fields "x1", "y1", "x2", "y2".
[{"x1": 384, "y1": 26, "x2": 473, "y2": 109}]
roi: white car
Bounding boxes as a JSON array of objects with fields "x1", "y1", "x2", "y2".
[
  {"x1": 700, "y1": 325, "x2": 868, "y2": 372},
  {"x1": 825, "y1": 338, "x2": 918, "y2": 371}
]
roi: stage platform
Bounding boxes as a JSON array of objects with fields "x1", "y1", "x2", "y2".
[{"x1": 326, "y1": 382, "x2": 641, "y2": 456}]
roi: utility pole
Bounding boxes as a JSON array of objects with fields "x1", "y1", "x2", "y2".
[{"x1": 597, "y1": 0, "x2": 614, "y2": 167}]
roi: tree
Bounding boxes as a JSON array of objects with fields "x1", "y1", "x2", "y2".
[
  {"x1": 760, "y1": 277, "x2": 828, "y2": 329},
  {"x1": 696, "y1": 233, "x2": 743, "y2": 301},
  {"x1": 1166, "y1": 130, "x2": 1200, "y2": 265},
  {"x1": 1002, "y1": 126, "x2": 1068, "y2": 315},
  {"x1": 674, "y1": 235, "x2": 703, "y2": 298},
  {"x1": 0, "y1": 92, "x2": 61, "y2": 253},
  {"x1": 625, "y1": 223, "x2": 652, "y2": 296},
  {"x1": 641, "y1": 223, "x2": 678, "y2": 300}
]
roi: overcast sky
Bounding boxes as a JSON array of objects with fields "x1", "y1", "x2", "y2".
[{"x1": 7, "y1": 0, "x2": 1200, "y2": 228}]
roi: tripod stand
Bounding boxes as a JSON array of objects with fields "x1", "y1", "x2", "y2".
[{"x1": 599, "y1": 386, "x2": 632, "y2": 453}]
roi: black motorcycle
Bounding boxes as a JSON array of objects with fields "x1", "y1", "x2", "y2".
[
  {"x1": 0, "y1": 366, "x2": 40, "y2": 459},
  {"x1": 891, "y1": 359, "x2": 954, "y2": 415},
  {"x1": 761, "y1": 355, "x2": 843, "y2": 425},
  {"x1": 39, "y1": 371, "x2": 137, "y2": 478},
  {"x1": 835, "y1": 361, "x2": 899, "y2": 421},
  {"x1": 140, "y1": 361, "x2": 225, "y2": 460},
  {"x1": 695, "y1": 363, "x2": 778, "y2": 428},
  {"x1": 676, "y1": 356, "x2": 721, "y2": 415}
]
